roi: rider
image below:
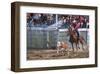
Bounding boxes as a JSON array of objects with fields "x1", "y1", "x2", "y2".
[{"x1": 71, "y1": 19, "x2": 81, "y2": 39}]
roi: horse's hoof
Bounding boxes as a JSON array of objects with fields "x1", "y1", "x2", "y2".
[{"x1": 83, "y1": 48, "x2": 85, "y2": 51}]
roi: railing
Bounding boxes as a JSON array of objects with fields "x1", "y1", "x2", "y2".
[{"x1": 27, "y1": 27, "x2": 88, "y2": 49}]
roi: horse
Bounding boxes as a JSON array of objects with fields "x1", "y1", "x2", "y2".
[
  {"x1": 57, "y1": 41, "x2": 68, "y2": 54},
  {"x1": 68, "y1": 26, "x2": 86, "y2": 52}
]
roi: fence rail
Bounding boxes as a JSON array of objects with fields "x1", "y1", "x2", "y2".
[{"x1": 27, "y1": 28, "x2": 88, "y2": 49}]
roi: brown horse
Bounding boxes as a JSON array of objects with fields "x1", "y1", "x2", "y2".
[{"x1": 68, "y1": 26, "x2": 86, "y2": 52}]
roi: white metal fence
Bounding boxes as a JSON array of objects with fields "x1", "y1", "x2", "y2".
[{"x1": 27, "y1": 27, "x2": 88, "y2": 49}]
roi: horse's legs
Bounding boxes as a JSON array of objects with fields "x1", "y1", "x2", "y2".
[
  {"x1": 80, "y1": 39, "x2": 84, "y2": 51},
  {"x1": 82, "y1": 43, "x2": 84, "y2": 51},
  {"x1": 75, "y1": 43, "x2": 78, "y2": 51},
  {"x1": 77, "y1": 40, "x2": 80, "y2": 49},
  {"x1": 71, "y1": 43, "x2": 74, "y2": 52},
  {"x1": 78, "y1": 44, "x2": 80, "y2": 49}
]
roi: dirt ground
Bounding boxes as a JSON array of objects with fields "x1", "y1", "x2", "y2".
[{"x1": 27, "y1": 48, "x2": 89, "y2": 60}]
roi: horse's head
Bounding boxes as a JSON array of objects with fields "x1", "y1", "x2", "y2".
[
  {"x1": 68, "y1": 26, "x2": 74, "y2": 35},
  {"x1": 68, "y1": 25, "x2": 77, "y2": 38},
  {"x1": 68, "y1": 26, "x2": 72, "y2": 31}
]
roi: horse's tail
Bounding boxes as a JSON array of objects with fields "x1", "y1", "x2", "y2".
[{"x1": 80, "y1": 36, "x2": 87, "y2": 44}]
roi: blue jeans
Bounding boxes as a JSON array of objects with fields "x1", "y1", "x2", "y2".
[{"x1": 75, "y1": 30, "x2": 79, "y2": 37}]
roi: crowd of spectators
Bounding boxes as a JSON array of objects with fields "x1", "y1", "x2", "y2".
[
  {"x1": 58, "y1": 15, "x2": 89, "y2": 29},
  {"x1": 27, "y1": 13, "x2": 89, "y2": 28},
  {"x1": 27, "y1": 13, "x2": 56, "y2": 28}
]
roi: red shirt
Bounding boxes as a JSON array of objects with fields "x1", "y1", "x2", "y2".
[{"x1": 74, "y1": 22, "x2": 81, "y2": 30}]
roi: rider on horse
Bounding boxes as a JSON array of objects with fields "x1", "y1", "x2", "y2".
[{"x1": 71, "y1": 20, "x2": 81, "y2": 40}]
